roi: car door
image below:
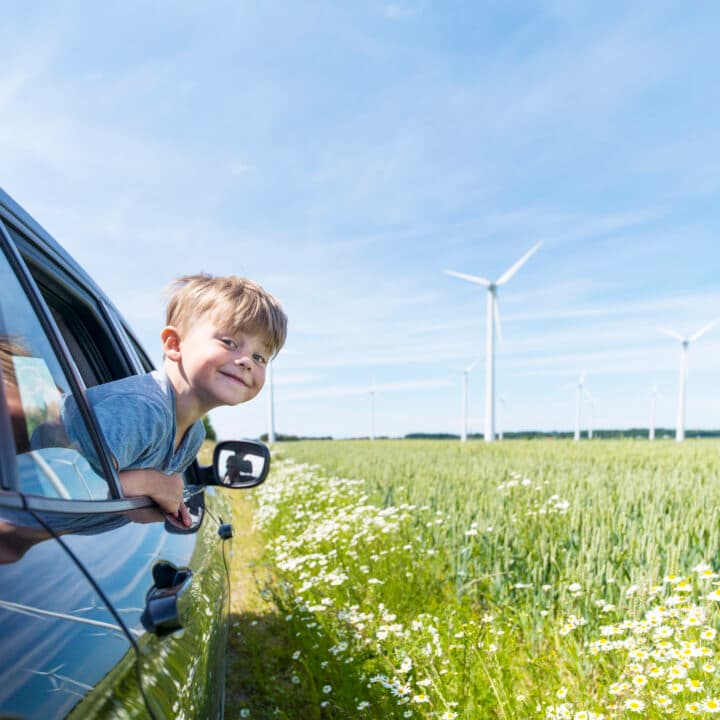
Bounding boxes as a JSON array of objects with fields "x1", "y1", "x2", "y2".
[{"x1": 0, "y1": 207, "x2": 231, "y2": 719}]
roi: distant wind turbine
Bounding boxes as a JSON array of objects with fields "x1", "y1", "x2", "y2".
[
  {"x1": 460, "y1": 359, "x2": 481, "y2": 442},
  {"x1": 658, "y1": 319, "x2": 719, "y2": 442},
  {"x1": 444, "y1": 241, "x2": 542, "y2": 443},
  {"x1": 648, "y1": 382, "x2": 660, "y2": 441},
  {"x1": 562, "y1": 371, "x2": 585, "y2": 441},
  {"x1": 267, "y1": 360, "x2": 276, "y2": 443},
  {"x1": 498, "y1": 393, "x2": 508, "y2": 441}
]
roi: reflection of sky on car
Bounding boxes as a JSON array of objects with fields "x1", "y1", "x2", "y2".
[
  {"x1": 0, "y1": 520, "x2": 132, "y2": 717},
  {"x1": 12, "y1": 356, "x2": 61, "y2": 415}
]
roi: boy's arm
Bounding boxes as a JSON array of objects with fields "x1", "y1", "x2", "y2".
[{"x1": 119, "y1": 469, "x2": 192, "y2": 528}]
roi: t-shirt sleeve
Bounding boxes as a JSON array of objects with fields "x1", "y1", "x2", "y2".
[{"x1": 62, "y1": 391, "x2": 170, "y2": 473}]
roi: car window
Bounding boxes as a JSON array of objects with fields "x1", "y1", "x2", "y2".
[{"x1": 0, "y1": 243, "x2": 112, "y2": 501}]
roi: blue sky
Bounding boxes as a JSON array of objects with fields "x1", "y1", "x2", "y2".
[{"x1": 3, "y1": 1, "x2": 720, "y2": 439}]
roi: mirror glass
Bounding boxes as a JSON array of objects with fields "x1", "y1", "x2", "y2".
[{"x1": 214, "y1": 441, "x2": 269, "y2": 488}]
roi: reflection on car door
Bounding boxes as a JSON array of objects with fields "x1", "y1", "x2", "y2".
[{"x1": 0, "y1": 504, "x2": 146, "y2": 719}]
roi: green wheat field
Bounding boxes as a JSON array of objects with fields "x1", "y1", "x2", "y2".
[{"x1": 229, "y1": 439, "x2": 720, "y2": 719}]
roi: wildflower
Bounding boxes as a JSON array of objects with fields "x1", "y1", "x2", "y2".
[
  {"x1": 291, "y1": 675, "x2": 300, "y2": 684},
  {"x1": 702, "y1": 628, "x2": 717, "y2": 641},
  {"x1": 654, "y1": 695, "x2": 671, "y2": 709},
  {"x1": 668, "y1": 682, "x2": 684, "y2": 694},
  {"x1": 357, "y1": 701, "x2": 370, "y2": 710},
  {"x1": 685, "y1": 701, "x2": 700, "y2": 714},
  {"x1": 624, "y1": 698, "x2": 645, "y2": 712},
  {"x1": 632, "y1": 674, "x2": 647, "y2": 688},
  {"x1": 240, "y1": 711, "x2": 250, "y2": 718},
  {"x1": 322, "y1": 685, "x2": 332, "y2": 694},
  {"x1": 412, "y1": 693, "x2": 429, "y2": 704},
  {"x1": 556, "y1": 687, "x2": 568, "y2": 700},
  {"x1": 686, "y1": 678, "x2": 703, "y2": 692},
  {"x1": 439, "y1": 713, "x2": 458, "y2": 720},
  {"x1": 704, "y1": 663, "x2": 717, "y2": 673},
  {"x1": 667, "y1": 665, "x2": 688, "y2": 680},
  {"x1": 703, "y1": 698, "x2": 720, "y2": 713}
]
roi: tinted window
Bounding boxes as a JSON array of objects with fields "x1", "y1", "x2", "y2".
[{"x1": 0, "y1": 243, "x2": 111, "y2": 500}]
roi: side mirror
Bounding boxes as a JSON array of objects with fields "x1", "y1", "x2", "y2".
[{"x1": 212, "y1": 440, "x2": 270, "y2": 489}]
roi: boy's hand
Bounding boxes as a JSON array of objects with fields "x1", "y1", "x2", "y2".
[{"x1": 119, "y1": 469, "x2": 192, "y2": 528}]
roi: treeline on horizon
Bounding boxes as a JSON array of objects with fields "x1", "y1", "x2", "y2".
[{"x1": 260, "y1": 429, "x2": 720, "y2": 442}]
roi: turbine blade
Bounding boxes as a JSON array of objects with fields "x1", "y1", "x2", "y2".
[
  {"x1": 495, "y1": 241, "x2": 543, "y2": 286},
  {"x1": 465, "y1": 358, "x2": 481, "y2": 373},
  {"x1": 494, "y1": 298, "x2": 503, "y2": 345},
  {"x1": 443, "y1": 269, "x2": 492, "y2": 287},
  {"x1": 689, "y1": 318, "x2": 719, "y2": 342},
  {"x1": 658, "y1": 327, "x2": 685, "y2": 342}
]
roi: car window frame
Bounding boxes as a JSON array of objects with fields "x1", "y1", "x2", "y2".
[{"x1": 0, "y1": 217, "x2": 125, "y2": 504}]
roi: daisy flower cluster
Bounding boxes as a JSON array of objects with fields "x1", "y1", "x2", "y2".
[
  {"x1": 252, "y1": 459, "x2": 468, "y2": 718},
  {"x1": 545, "y1": 563, "x2": 720, "y2": 717}
]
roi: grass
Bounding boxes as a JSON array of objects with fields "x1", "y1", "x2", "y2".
[{"x1": 222, "y1": 438, "x2": 720, "y2": 719}]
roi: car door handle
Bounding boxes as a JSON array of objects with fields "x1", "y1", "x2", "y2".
[{"x1": 141, "y1": 561, "x2": 193, "y2": 636}]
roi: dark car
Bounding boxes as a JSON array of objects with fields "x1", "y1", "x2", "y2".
[{"x1": 0, "y1": 187, "x2": 269, "y2": 719}]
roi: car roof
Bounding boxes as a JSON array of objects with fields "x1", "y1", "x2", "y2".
[{"x1": 0, "y1": 186, "x2": 125, "y2": 316}]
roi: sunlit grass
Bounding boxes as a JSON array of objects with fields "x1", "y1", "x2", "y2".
[{"x1": 225, "y1": 439, "x2": 720, "y2": 718}]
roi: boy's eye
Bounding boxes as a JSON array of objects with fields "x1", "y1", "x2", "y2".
[
  {"x1": 253, "y1": 353, "x2": 267, "y2": 366},
  {"x1": 221, "y1": 338, "x2": 238, "y2": 349}
]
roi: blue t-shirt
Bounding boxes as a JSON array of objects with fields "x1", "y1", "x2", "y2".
[{"x1": 62, "y1": 370, "x2": 205, "y2": 475}]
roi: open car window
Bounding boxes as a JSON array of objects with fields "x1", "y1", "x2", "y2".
[{"x1": 0, "y1": 230, "x2": 113, "y2": 501}]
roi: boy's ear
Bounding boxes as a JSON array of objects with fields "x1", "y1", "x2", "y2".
[{"x1": 161, "y1": 326, "x2": 182, "y2": 360}]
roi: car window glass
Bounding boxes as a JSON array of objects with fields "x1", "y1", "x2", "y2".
[{"x1": 0, "y1": 248, "x2": 111, "y2": 500}]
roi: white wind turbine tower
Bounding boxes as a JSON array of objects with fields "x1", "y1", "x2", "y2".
[
  {"x1": 498, "y1": 394, "x2": 508, "y2": 441},
  {"x1": 445, "y1": 241, "x2": 542, "y2": 443},
  {"x1": 658, "y1": 319, "x2": 719, "y2": 442},
  {"x1": 369, "y1": 376, "x2": 377, "y2": 441},
  {"x1": 563, "y1": 371, "x2": 585, "y2": 441},
  {"x1": 267, "y1": 360, "x2": 276, "y2": 443},
  {"x1": 649, "y1": 382, "x2": 659, "y2": 441},
  {"x1": 460, "y1": 359, "x2": 481, "y2": 442}
]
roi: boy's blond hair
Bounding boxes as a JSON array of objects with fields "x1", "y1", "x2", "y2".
[{"x1": 166, "y1": 274, "x2": 287, "y2": 357}]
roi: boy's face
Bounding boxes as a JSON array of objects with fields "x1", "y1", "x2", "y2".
[{"x1": 175, "y1": 317, "x2": 269, "y2": 411}]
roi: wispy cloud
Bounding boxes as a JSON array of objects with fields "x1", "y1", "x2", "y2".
[{"x1": 383, "y1": 4, "x2": 418, "y2": 20}]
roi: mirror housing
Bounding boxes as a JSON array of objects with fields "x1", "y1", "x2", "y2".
[{"x1": 211, "y1": 440, "x2": 270, "y2": 489}]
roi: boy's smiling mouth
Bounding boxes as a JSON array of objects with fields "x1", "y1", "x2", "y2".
[{"x1": 219, "y1": 370, "x2": 249, "y2": 387}]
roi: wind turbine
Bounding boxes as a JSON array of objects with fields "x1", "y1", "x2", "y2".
[
  {"x1": 658, "y1": 319, "x2": 719, "y2": 442},
  {"x1": 267, "y1": 360, "x2": 276, "y2": 443},
  {"x1": 649, "y1": 382, "x2": 659, "y2": 441},
  {"x1": 498, "y1": 393, "x2": 508, "y2": 441},
  {"x1": 369, "y1": 376, "x2": 376, "y2": 440},
  {"x1": 562, "y1": 371, "x2": 585, "y2": 441},
  {"x1": 460, "y1": 359, "x2": 481, "y2": 442},
  {"x1": 444, "y1": 241, "x2": 542, "y2": 443}
]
